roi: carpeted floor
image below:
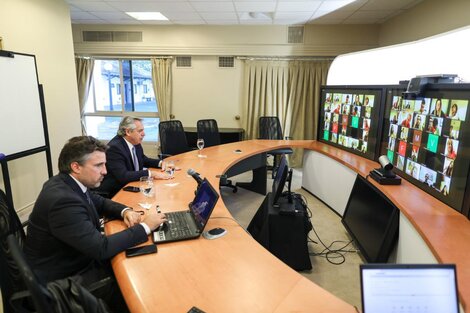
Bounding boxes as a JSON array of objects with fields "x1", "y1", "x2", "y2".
[{"x1": 220, "y1": 168, "x2": 364, "y2": 311}]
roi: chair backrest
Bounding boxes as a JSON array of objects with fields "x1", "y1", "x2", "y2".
[
  {"x1": 197, "y1": 119, "x2": 221, "y2": 148},
  {"x1": 259, "y1": 116, "x2": 284, "y2": 140},
  {"x1": 0, "y1": 189, "x2": 27, "y2": 313},
  {"x1": 7, "y1": 234, "x2": 53, "y2": 313},
  {"x1": 159, "y1": 120, "x2": 190, "y2": 156}
]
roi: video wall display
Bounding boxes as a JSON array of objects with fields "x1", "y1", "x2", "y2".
[
  {"x1": 381, "y1": 85, "x2": 470, "y2": 211},
  {"x1": 319, "y1": 87, "x2": 384, "y2": 160}
]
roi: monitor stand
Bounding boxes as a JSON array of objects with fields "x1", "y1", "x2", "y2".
[{"x1": 275, "y1": 196, "x2": 297, "y2": 215}]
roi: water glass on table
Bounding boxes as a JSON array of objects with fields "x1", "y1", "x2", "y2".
[
  {"x1": 197, "y1": 138, "x2": 205, "y2": 157},
  {"x1": 163, "y1": 160, "x2": 175, "y2": 177},
  {"x1": 139, "y1": 176, "x2": 154, "y2": 203}
]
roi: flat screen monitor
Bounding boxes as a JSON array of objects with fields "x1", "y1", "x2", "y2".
[
  {"x1": 318, "y1": 86, "x2": 384, "y2": 160},
  {"x1": 360, "y1": 264, "x2": 460, "y2": 313},
  {"x1": 381, "y1": 83, "x2": 470, "y2": 212},
  {"x1": 342, "y1": 175, "x2": 399, "y2": 263},
  {"x1": 272, "y1": 154, "x2": 288, "y2": 206}
]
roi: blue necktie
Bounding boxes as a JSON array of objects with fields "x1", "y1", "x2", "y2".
[{"x1": 132, "y1": 146, "x2": 139, "y2": 171}]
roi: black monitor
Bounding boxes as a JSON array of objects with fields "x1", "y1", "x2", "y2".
[
  {"x1": 272, "y1": 154, "x2": 289, "y2": 206},
  {"x1": 318, "y1": 86, "x2": 385, "y2": 160},
  {"x1": 342, "y1": 175, "x2": 399, "y2": 263},
  {"x1": 381, "y1": 83, "x2": 470, "y2": 213}
]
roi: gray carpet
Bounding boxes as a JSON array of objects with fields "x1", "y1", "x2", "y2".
[{"x1": 220, "y1": 168, "x2": 363, "y2": 311}]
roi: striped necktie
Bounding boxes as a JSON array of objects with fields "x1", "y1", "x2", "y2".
[{"x1": 132, "y1": 146, "x2": 139, "y2": 171}]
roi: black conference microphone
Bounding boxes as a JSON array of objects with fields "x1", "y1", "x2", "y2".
[{"x1": 187, "y1": 168, "x2": 203, "y2": 185}]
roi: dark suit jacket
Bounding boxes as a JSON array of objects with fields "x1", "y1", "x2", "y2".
[
  {"x1": 97, "y1": 135, "x2": 161, "y2": 197},
  {"x1": 24, "y1": 173, "x2": 148, "y2": 282}
]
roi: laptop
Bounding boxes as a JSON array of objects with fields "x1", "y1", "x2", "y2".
[
  {"x1": 360, "y1": 264, "x2": 460, "y2": 313},
  {"x1": 152, "y1": 178, "x2": 219, "y2": 243}
]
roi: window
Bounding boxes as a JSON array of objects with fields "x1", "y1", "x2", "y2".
[{"x1": 83, "y1": 59, "x2": 159, "y2": 142}]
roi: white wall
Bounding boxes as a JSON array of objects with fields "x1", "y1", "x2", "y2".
[
  {"x1": 379, "y1": 0, "x2": 470, "y2": 47},
  {"x1": 0, "y1": 0, "x2": 81, "y2": 216},
  {"x1": 302, "y1": 150, "x2": 357, "y2": 216},
  {"x1": 327, "y1": 25, "x2": 470, "y2": 86},
  {"x1": 172, "y1": 56, "x2": 244, "y2": 128}
]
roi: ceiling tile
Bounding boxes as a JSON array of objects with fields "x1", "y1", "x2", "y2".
[
  {"x1": 199, "y1": 12, "x2": 238, "y2": 20},
  {"x1": 91, "y1": 11, "x2": 135, "y2": 20},
  {"x1": 68, "y1": 1, "x2": 116, "y2": 11},
  {"x1": 234, "y1": 2, "x2": 276, "y2": 12},
  {"x1": 107, "y1": 2, "x2": 163, "y2": 11},
  {"x1": 70, "y1": 11, "x2": 101, "y2": 20},
  {"x1": 277, "y1": 1, "x2": 322, "y2": 12},
  {"x1": 191, "y1": 2, "x2": 235, "y2": 12}
]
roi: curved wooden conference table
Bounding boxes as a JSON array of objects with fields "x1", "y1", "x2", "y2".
[{"x1": 106, "y1": 140, "x2": 470, "y2": 313}]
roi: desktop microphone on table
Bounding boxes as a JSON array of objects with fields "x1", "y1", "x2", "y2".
[{"x1": 187, "y1": 168, "x2": 203, "y2": 185}]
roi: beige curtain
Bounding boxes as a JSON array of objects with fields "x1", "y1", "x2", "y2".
[
  {"x1": 75, "y1": 57, "x2": 94, "y2": 134},
  {"x1": 243, "y1": 60, "x2": 290, "y2": 139},
  {"x1": 287, "y1": 60, "x2": 332, "y2": 166},
  {"x1": 151, "y1": 58, "x2": 173, "y2": 122},
  {"x1": 242, "y1": 59, "x2": 332, "y2": 167}
]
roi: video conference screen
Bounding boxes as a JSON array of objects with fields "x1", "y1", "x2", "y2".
[
  {"x1": 381, "y1": 85, "x2": 470, "y2": 211},
  {"x1": 319, "y1": 87, "x2": 383, "y2": 160}
]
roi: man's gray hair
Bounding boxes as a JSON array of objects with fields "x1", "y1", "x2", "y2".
[{"x1": 117, "y1": 116, "x2": 142, "y2": 137}]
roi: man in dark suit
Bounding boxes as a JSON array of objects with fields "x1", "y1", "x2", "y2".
[
  {"x1": 97, "y1": 116, "x2": 170, "y2": 197},
  {"x1": 24, "y1": 136, "x2": 167, "y2": 311}
]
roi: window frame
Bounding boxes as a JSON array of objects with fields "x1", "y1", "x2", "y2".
[{"x1": 83, "y1": 58, "x2": 159, "y2": 143}]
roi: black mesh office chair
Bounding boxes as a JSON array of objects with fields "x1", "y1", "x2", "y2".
[
  {"x1": 197, "y1": 119, "x2": 221, "y2": 148},
  {"x1": 197, "y1": 119, "x2": 237, "y2": 193},
  {"x1": 259, "y1": 116, "x2": 293, "y2": 177},
  {"x1": 0, "y1": 189, "x2": 27, "y2": 313},
  {"x1": 159, "y1": 120, "x2": 191, "y2": 158}
]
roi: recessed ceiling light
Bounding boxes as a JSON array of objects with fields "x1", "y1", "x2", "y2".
[{"x1": 126, "y1": 12, "x2": 168, "y2": 21}]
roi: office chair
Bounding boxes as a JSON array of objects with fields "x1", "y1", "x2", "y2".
[
  {"x1": 258, "y1": 116, "x2": 293, "y2": 178},
  {"x1": 159, "y1": 120, "x2": 191, "y2": 158},
  {"x1": 0, "y1": 189, "x2": 28, "y2": 313},
  {"x1": 6, "y1": 234, "x2": 54, "y2": 313},
  {"x1": 197, "y1": 119, "x2": 237, "y2": 193},
  {"x1": 196, "y1": 119, "x2": 221, "y2": 148}
]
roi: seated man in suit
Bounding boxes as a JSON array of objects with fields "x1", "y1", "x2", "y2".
[
  {"x1": 97, "y1": 116, "x2": 171, "y2": 197},
  {"x1": 24, "y1": 136, "x2": 167, "y2": 312}
]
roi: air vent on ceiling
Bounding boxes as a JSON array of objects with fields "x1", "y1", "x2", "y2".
[
  {"x1": 82, "y1": 31, "x2": 142, "y2": 42},
  {"x1": 218, "y1": 56, "x2": 235, "y2": 68},
  {"x1": 176, "y1": 56, "x2": 192, "y2": 68},
  {"x1": 287, "y1": 26, "x2": 304, "y2": 44}
]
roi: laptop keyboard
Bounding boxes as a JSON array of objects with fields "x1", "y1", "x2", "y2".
[{"x1": 154, "y1": 211, "x2": 193, "y2": 241}]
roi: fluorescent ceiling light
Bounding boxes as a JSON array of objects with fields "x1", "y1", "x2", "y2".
[{"x1": 126, "y1": 12, "x2": 168, "y2": 21}]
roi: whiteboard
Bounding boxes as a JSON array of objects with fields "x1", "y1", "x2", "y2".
[{"x1": 0, "y1": 52, "x2": 46, "y2": 156}]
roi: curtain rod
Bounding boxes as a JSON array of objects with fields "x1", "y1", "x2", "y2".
[
  {"x1": 75, "y1": 55, "x2": 173, "y2": 60},
  {"x1": 237, "y1": 56, "x2": 335, "y2": 61}
]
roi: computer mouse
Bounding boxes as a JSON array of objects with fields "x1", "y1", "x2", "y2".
[{"x1": 202, "y1": 227, "x2": 227, "y2": 240}]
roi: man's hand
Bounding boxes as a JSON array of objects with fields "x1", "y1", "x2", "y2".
[
  {"x1": 151, "y1": 171, "x2": 173, "y2": 180},
  {"x1": 123, "y1": 210, "x2": 143, "y2": 227},
  {"x1": 144, "y1": 212, "x2": 168, "y2": 231}
]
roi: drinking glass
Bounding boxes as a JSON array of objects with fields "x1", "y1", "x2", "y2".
[
  {"x1": 139, "y1": 176, "x2": 154, "y2": 208},
  {"x1": 197, "y1": 138, "x2": 205, "y2": 157},
  {"x1": 164, "y1": 160, "x2": 175, "y2": 177}
]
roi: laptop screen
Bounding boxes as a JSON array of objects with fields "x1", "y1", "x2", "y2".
[
  {"x1": 360, "y1": 264, "x2": 459, "y2": 313},
  {"x1": 190, "y1": 179, "x2": 219, "y2": 230}
]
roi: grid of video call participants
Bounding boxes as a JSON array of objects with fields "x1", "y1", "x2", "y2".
[
  {"x1": 322, "y1": 92, "x2": 375, "y2": 156},
  {"x1": 387, "y1": 96, "x2": 468, "y2": 197}
]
